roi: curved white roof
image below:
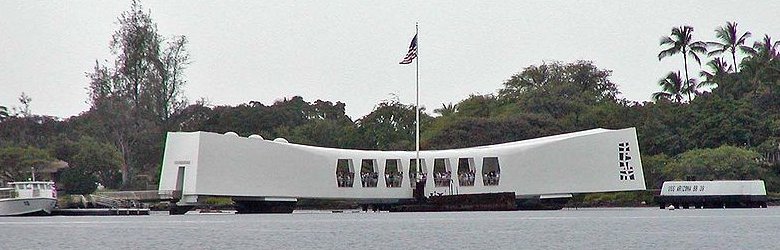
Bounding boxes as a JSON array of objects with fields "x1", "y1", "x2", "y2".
[{"x1": 159, "y1": 128, "x2": 645, "y2": 201}]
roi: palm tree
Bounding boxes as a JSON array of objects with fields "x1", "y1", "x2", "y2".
[
  {"x1": 434, "y1": 102, "x2": 458, "y2": 117},
  {"x1": 699, "y1": 57, "x2": 733, "y2": 87},
  {"x1": 745, "y1": 34, "x2": 780, "y2": 61},
  {"x1": 742, "y1": 35, "x2": 780, "y2": 95},
  {"x1": 707, "y1": 21, "x2": 751, "y2": 73},
  {"x1": 0, "y1": 105, "x2": 8, "y2": 121},
  {"x1": 652, "y1": 71, "x2": 688, "y2": 103},
  {"x1": 658, "y1": 25, "x2": 708, "y2": 101}
]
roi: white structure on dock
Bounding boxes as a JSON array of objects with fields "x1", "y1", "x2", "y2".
[
  {"x1": 158, "y1": 128, "x2": 645, "y2": 212},
  {"x1": 656, "y1": 180, "x2": 767, "y2": 208}
]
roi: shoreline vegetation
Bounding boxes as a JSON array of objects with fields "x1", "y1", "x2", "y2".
[{"x1": 2, "y1": 2, "x2": 780, "y2": 208}]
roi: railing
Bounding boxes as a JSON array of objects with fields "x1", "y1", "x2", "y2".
[
  {"x1": 96, "y1": 190, "x2": 174, "y2": 201},
  {"x1": 0, "y1": 189, "x2": 17, "y2": 199},
  {"x1": 86, "y1": 190, "x2": 180, "y2": 208},
  {"x1": 90, "y1": 194, "x2": 122, "y2": 208}
]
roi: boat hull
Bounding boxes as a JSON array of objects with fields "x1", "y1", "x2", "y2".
[{"x1": 0, "y1": 197, "x2": 57, "y2": 216}]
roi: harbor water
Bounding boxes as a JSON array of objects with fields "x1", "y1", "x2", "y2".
[{"x1": 1, "y1": 207, "x2": 779, "y2": 249}]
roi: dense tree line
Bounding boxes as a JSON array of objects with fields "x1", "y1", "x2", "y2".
[{"x1": 1, "y1": 3, "x2": 779, "y2": 195}]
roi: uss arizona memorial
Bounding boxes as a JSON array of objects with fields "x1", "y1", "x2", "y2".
[{"x1": 158, "y1": 128, "x2": 646, "y2": 213}]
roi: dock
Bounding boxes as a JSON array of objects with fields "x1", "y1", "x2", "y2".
[
  {"x1": 52, "y1": 208, "x2": 150, "y2": 216},
  {"x1": 389, "y1": 192, "x2": 518, "y2": 212}
]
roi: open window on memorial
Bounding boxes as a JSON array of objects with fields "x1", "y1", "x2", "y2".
[
  {"x1": 384, "y1": 159, "x2": 403, "y2": 188},
  {"x1": 433, "y1": 158, "x2": 452, "y2": 187},
  {"x1": 482, "y1": 157, "x2": 500, "y2": 186},
  {"x1": 335, "y1": 159, "x2": 355, "y2": 187},
  {"x1": 408, "y1": 158, "x2": 428, "y2": 188},
  {"x1": 457, "y1": 158, "x2": 476, "y2": 186},
  {"x1": 360, "y1": 159, "x2": 379, "y2": 188}
]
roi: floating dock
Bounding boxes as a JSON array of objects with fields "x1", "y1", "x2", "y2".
[{"x1": 51, "y1": 208, "x2": 150, "y2": 216}]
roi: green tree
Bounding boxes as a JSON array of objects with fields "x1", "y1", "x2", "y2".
[
  {"x1": 662, "y1": 146, "x2": 777, "y2": 191},
  {"x1": 0, "y1": 115, "x2": 62, "y2": 149},
  {"x1": 170, "y1": 100, "x2": 213, "y2": 132},
  {"x1": 69, "y1": 137, "x2": 123, "y2": 188},
  {"x1": 289, "y1": 119, "x2": 358, "y2": 148},
  {"x1": 356, "y1": 100, "x2": 430, "y2": 150},
  {"x1": 641, "y1": 153, "x2": 670, "y2": 189},
  {"x1": 425, "y1": 114, "x2": 561, "y2": 149},
  {"x1": 686, "y1": 96, "x2": 759, "y2": 148},
  {"x1": 87, "y1": 0, "x2": 190, "y2": 187},
  {"x1": 58, "y1": 168, "x2": 98, "y2": 195},
  {"x1": 658, "y1": 25, "x2": 708, "y2": 101},
  {"x1": 707, "y1": 21, "x2": 751, "y2": 73},
  {"x1": 652, "y1": 71, "x2": 687, "y2": 103},
  {"x1": 663, "y1": 145, "x2": 778, "y2": 192},
  {"x1": 498, "y1": 61, "x2": 620, "y2": 129},
  {"x1": 634, "y1": 101, "x2": 691, "y2": 156},
  {"x1": 499, "y1": 61, "x2": 619, "y2": 103},
  {"x1": 455, "y1": 94, "x2": 509, "y2": 118},
  {"x1": 0, "y1": 146, "x2": 53, "y2": 182}
]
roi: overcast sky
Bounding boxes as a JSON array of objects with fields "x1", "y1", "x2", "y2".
[{"x1": 2, "y1": 1, "x2": 779, "y2": 120}]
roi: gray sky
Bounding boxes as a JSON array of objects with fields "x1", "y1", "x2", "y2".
[{"x1": 2, "y1": 1, "x2": 779, "y2": 120}]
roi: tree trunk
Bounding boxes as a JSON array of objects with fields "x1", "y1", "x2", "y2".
[
  {"x1": 121, "y1": 162, "x2": 129, "y2": 187},
  {"x1": 683, "y1": 51, "x2": 692, "y2": 102},
  {"x1": 116, "y1": 136, "x2": 131, "y2": 187}
]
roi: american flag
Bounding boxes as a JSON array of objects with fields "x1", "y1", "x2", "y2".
[{"x1": 399, "y1": 34, "x2": 417, "y2": 64}]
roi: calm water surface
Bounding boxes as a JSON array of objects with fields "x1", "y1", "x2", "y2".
[{"x1": 1, "y1": 207, "x2": 779, "y2": 249}]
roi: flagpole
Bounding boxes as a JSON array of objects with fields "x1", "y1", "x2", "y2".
[{"x1": 415, "y1": 22, "x2": 420, "y2": 176}]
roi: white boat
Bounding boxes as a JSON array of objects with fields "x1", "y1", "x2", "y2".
[{"x1": 0, "y1": 181, "x2": 57, "y2": 216}]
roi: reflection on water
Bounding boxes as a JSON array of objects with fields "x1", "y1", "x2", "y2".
[{"x1": 0, "y1": 207, "x2": 779, "y2": 249}]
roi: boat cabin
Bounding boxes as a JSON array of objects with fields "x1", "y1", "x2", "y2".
[{"x1": 5, "y1": 181, "x2": 56, "y2": 199}]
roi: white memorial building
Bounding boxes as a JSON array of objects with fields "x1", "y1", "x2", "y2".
[{"x1": 158, "y1": 127, "x2": 646, "y2": 213}]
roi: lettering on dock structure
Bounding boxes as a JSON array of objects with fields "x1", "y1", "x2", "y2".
[
  {"x1": 666, "y1": 185, "x2": 706, "y2": 193},
  {"x1": 618, "y1": 142, "x2": 635, "y2": 181}
]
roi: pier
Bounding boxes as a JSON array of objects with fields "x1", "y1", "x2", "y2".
[{"x1": 52, "y1": 208, "x2": 149, "y2": 216}]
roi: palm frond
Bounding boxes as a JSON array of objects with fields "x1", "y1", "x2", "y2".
[
  {"x1": 713, "y1": 26, "x2": 729, "y2": 41},
  {"x1": 689, "y1": 51, "x2": 703, "y2": 65},
  {"x1": 690, "y1": 41, "x2": 708, "y2": 51},
  {"x1": 658, "y1": 47, "x2": 678, "y2": 60},
  {"x1": 652, "y1": 92, "x2": 672, "y2": 102},
  {"x1": 659, "y1": 36, "x2": 675, "y2": 46},
  {"x1": 714, "y1": 58, "x2": 732, "y2": 73},
  {"x1": 699, "y1": 69, "x2": 713, "y2": 78},
  {"x1": 737, "y1": 31, "x2": 752, "y2": 45},
  {"x1": 741, "y1": 46, "x2": 757, "y2": 56},
  {"x1": 697, "y1": 79, "x2": 718, "y2": 89},
  {"x1": 655, "y1": 71, "x2": 685, "y2": 103},
  {"x1": 706, "y1": 44, "x2": 727, "y2": 57}
]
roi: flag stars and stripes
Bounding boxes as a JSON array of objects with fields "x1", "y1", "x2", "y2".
[{"x1": 399, "y1": 34, "x2": 418, "y2": 64}]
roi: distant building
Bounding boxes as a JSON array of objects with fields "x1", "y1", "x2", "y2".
[{"x1": 38, "y1": 160, "x2": 69, "y2": 182}]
